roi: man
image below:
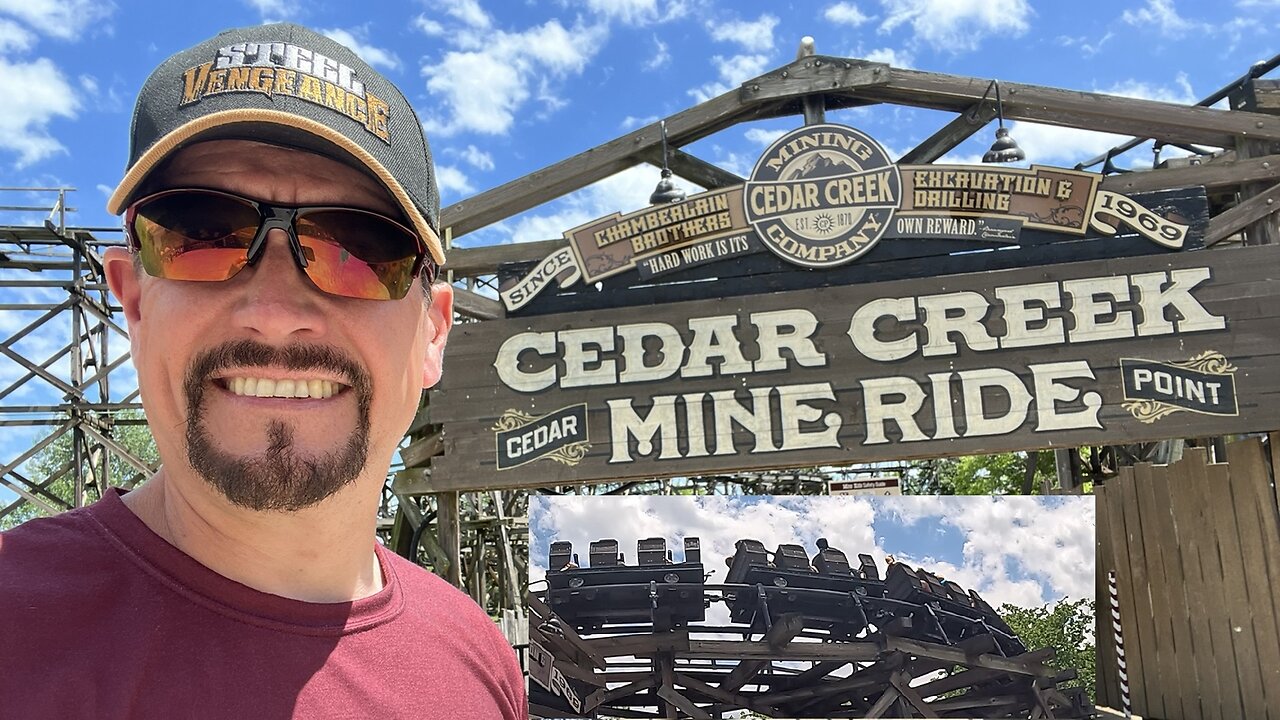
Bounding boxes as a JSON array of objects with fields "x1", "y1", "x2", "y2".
[{"x1": 0, "y1": 24, "x2": 526, "y2": 719}]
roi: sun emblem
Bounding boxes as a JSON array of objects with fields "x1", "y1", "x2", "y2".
[{"x1": 813, "y1": 213, "x2": 835, "y2": 234}]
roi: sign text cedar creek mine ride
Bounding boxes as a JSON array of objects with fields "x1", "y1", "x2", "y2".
[{"x1": 425, "y1": 123, "x2": 1279, "y2": 492}]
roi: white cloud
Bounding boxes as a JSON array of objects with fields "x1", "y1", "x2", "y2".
[
  {"x1": 0, "y1": 56, "x2": 78, "y2": 167},
  {"x1": 320, "y1": 28, "x2": 401, "y2": 72},
  {"x1": 707, "y1": 14, "x2": 779, "y2": 52},
  {"x1": 421, "y1": 19, "x2": 608, "y2": 136},
  {"x1": 825, "y1": 2, "x2": 872, "y2": 26},
  {"x1": 434, "y1": 164, "x2": 474, "y2": 197},
  {"x1": 863, "y1": 46, "x2": 912, "y2": 67},
  {"x1": 1056, "y1": 31, "x2": 1113, "y2": 58},
  {"x1": 532, "y1": 495, "x2": 1094, "y2": 611},
  {"x1": 417, "y1": 0, "x2": 490, "y2": 29},
  {"x1": 878, "y1": 0, "x2": 1031, "y2": 52},
  {"x1": 869, "y1": 496, "x2": 1094, "y2": 603},
  {"x1": 620, "y1": 114, "x2": 658, "y2": 130},
  {"x1": 687, "y1": 53, "x2": 770, "y2": 103},
  {"x1": 0, "y1": 18, "x2": 34, "y2": 52},
  {"x1": 240, "y1": 0, "x2": 298, "y2": 19},
  {"x1": 574, "y1": 0, "x2": 689, "y2": 25},
  {"x1": 1121, "y1": 0, "x2": 1202, "y2": 37},
  {"x1": 413, "y1": 15, "x2": 446, "y2": 36},
  {"x1": 0, "y1": 0, "x2": 114, "y2": 40},
  {"x1": 458, "y1": 144, "x2": 494, "y2": 171},
  {"x1": 744, "y1": 127, "x2": 786, "y2": 146},
  {"x1": 470, "y1": 163, "x2": 706, "y2": 247},
  {"x1": 645, "y1": 36, "x2": 670, "y2": 71}
]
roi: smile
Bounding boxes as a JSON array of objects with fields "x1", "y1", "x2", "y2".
[{"x1": 221, "y1": 377, "x2": 347, "y2": 399}]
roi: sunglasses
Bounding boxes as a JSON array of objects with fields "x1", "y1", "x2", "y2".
[{"x1": 125, "y1": 188, "x2": 438, "y2": 301}]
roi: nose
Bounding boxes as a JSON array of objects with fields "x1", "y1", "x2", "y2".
[{"x1": 228, "y1": 228, "x2": 329, "y2": 341}]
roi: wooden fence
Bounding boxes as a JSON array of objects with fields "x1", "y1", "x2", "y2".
[{"x1": 1096, "y1": 435, "x2": 1280, "y2": 719}]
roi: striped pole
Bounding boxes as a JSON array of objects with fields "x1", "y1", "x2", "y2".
[{"x1": 1109, "y1": 570, "x2": 1131, "y2": 717}]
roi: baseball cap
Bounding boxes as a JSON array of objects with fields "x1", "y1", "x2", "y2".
[{"x1": 107, "y1": 23, "x2": 445, "y2": 266}]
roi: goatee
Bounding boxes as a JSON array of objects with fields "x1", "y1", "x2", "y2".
[{"x1": 183, "y1": 340, "x2": 372, "y2": 512}]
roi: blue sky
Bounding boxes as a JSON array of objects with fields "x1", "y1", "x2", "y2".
[
  {"x1": 0, "y1": 0, "x2": 1274, "y2": 501},
  {"x1": 530, "y1": 495, "x2": 1096, "y2": 611}
]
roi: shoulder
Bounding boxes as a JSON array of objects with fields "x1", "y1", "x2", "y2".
[
  {"x1": 0, "y1": 506, "x2": 127, "y2": 636},
  {"x1": 380, "y1": 549, "x2": 514, "y2": 647},
  {"x1": 382, "y1": 550, "x2": 491, "y2": 616},
  {"x1": 0, "y1": 508, "x2": 108, "y2": 584}
]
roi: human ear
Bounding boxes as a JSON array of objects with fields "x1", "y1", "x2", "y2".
[
  {"x1": 420, "y1": 282, "x2": 454, "y2": 388},
  {"x1": 104, "y1": 247, "x2": 144, "y2": 325}
]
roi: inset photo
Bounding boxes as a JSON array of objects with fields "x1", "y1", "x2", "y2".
[{"x1": 528, "y1": 495, "x2": 1094, "y2": 719}]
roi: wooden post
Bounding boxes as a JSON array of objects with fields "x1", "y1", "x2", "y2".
[
  {"x1": 436, "y1": 490, "x2": 462, "y2": 588},
  {"x1": 1231, "y1": 79, "x2": 1280, "y2": 246}
]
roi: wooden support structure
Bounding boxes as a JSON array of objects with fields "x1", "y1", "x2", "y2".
[{"x1": 530, "y1": 584, "x2": 1091, "y2": 718}]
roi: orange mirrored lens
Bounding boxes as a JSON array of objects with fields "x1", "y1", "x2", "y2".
[
  {"x1": 132, "y1": 192, "x2": 257, "y2": 281},
  {"x1": 296, "y1": 211, "x2": 419, "y2": 300}
]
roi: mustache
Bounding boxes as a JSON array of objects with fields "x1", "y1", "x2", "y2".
[{"x1": 184, "y1": 339, "x2": 372, "y2": 402}]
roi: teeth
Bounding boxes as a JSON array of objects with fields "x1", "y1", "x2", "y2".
[{"x1": 225, "y1": 377, "x2": 341, "y2": 399}]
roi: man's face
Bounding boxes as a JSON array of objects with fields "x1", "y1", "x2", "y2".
[{"x1": 104, "y1": 139, "x2": 452, "y2": 511}]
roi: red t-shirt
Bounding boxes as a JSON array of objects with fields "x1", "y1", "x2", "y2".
[{"x1": 0, "y1": 489, "x2": 526, "y2": 719}]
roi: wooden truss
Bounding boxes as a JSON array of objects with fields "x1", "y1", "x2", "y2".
[{"x1": 529, "y1": 592, "x2": 1088, "y2": 719}]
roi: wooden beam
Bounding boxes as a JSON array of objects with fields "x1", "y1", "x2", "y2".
[
  {"x1": 870, "y1": 65, "x2": 1280, "y2": 148},
  {"x1": 658, "y1": 654, "x2": 679, "y2": 720},
  {"x1": 586, "y1": 678, "x2": 656, "y2": 712},
  {"x1": 585, "y1": 630, "x2": 691, "y2": 657},
  {"x1": 399, "y1": 432, "x2": 443, "y2": 469},
  {"x1": 756, "y1": 661, "x2": 895, "y2": 706},
  {"x1": 673, "y1": 673, "x2": 779, "y2": 716},
  {"x1": 1205, "y1": 180, "x2": 1280, "y2": 245},
  {"x1": 444, "y1": 237, "x2": 563, "y2": 277},
  {"x1": 913, "y1": 667, "x2": 1007, "y2": 697},
  {"x1": 885, "y1": 636, "x2": 1057, "y2": 677},
  {"x1": 636, "y1": 146, "x2": 745, "y2": 190},
  {"x1": 743, "y1": 56, "x2": 1280, "y2": 147},
  {"x1": 655, "y1": 684, "x2": 711, "y2": 720},
  {"x1": 451, "y1": 286, "x2": 504, "y2": 320},
  {"x1": 1099, "y1": 153, "x2": 1280, "y2": 194},
  {"x1": 788, "y1": 660, "x2": 848, "y2": 686},
  {"x1": 865, "y1": 685, "x2": 902, "y2": 718},
  {"x1": 554, "y1": 657, "x2": 608, "y2": 687},
  {"x1": 890, "y1": 670, "x2": 941, "y2": 718},
  {"x1": 441, "y1": 87, "x2": 777, "y2": 238},
  {"x1": 718, "y1": 617, "x2": 807, "y2": 692},
  {"x1": 681, "y1": 639, "x2": 877, "y2": 661},
  {"x1": 391, "y1": 467, "x2": 432, "y2": 496},
  {"x1": 743, "y1": 58, "x2": 889, "y2": 103},
  {"x1": 436, "y1": 491, "x2": 461, "y2": 587},
  {"x1": 1237, "y1": 139, "x2": 1280, "y2": 244},
  {"x1": 898, "y1": 102, "x2": 996, "y2": 164}
]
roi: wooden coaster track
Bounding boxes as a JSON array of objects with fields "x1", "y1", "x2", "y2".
[{"x1": 530, "y1": 536, "x2": 1091, "y2": 719}]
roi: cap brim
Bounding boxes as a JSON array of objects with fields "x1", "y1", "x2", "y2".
[{"x1": 107, "y1": 108, "x2": 445, "y2": 267}]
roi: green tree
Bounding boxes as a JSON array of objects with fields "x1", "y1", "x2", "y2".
[
  {"x1": 999, "y1": 597, "x2": 1096, "y2": 702},
  {"x1": 1, "y1": 411, "x2": 158, "y2": 530},
  {"x1": 904, "y1": 451, "x2": 1057, "y2": 495}
]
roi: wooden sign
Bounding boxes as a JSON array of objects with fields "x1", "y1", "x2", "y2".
[
  {"x1": 829, "y1": 477, "x2": 902, "y2": 496},
  {"x1": 431, "y1": 244, "x2": 1280, "y2": 493},
  {"x1": 499, "y1": 123, "x2": 1194, "y2": 312}
]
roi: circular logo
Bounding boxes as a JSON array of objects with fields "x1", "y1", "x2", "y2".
[{"x1": 744, "y1": 124, "x2": 901, "y2": 268}]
